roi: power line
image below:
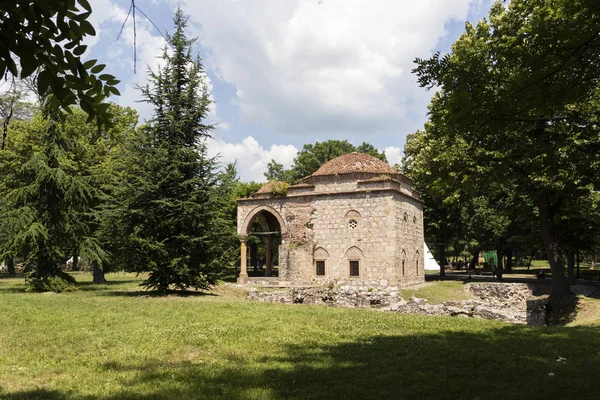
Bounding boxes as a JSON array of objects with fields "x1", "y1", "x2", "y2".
[{"x1": 116, "y1": 1, "x2": 169, "y2": 74}]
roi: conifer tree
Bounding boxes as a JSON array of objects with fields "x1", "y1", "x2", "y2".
[
  {"x1": 0, "y1": 107, "x2": 98, "y2": 291},
  {"x1": 109, "y1": 8, "x2": 217, "y2": 292}
]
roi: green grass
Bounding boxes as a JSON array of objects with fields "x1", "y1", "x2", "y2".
[
  {"x1": 1, "y1": 273, "x2": 599, "y2": 400},
  {"x1": 399, "y1": 281, "x2": 476, "y2": 304}
]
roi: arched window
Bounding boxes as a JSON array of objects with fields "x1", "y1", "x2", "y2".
[
  {"x1": 314, "y1": 247, "x2": 329, "y2": 276},
  {"x1": 401, "y1": 250, "x2": 407, "y2": 276},
  {"x1": 346, "y1": 246, "x2": 363, "y2": 277},
  {"x1": 416, "y1": 250, "x2": 420, "y2": 275}
]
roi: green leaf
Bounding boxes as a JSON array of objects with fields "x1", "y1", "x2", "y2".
[
  {"x1": 73, "y1": 45, "x2": 87, "y2": 56},
  {"x1": 108, "y1": 86, "x2": 121, "y2": 96},
  {"x1": 90, "y1": 64, "x2": 105, "y2": 74},
  {"x1": 98, "y1": 74, "x2": 115, "y2": 81},
  {"x1": 80, "y1": 20, "x2": 96, "y2": 36},
  {"x1": 37, "y1": 69, "x2": 51, "y2": 95},
  {"x1": 83, "y1": 59, "x2": 97, "y2": 69},
  {"x1": 77, "y1": 0, "x2": 92, "y2": 12},
  {"x1": 20, "y1": 54, "x2": 37, "y2": 78}
]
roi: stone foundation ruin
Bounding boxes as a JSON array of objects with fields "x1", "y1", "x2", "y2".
[{"x1": 244, "y1": 282, "x2": 548, "y2": 325}]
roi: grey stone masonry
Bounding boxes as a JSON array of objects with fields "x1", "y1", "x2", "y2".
[{"x1": 237, "y1": 154, "x2": 425, "y2": 288}]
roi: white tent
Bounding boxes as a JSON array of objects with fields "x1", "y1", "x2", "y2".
[{"x1": 424, "y1": 243, "x2": 440, "y2": 271}]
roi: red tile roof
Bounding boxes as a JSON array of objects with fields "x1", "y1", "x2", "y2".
[{"x1": 311, "y1": 152, "x2": 396, "y2": 176}]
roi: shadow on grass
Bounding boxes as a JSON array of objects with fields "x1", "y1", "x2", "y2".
[
  {"x1": 76, "y1": 280, "x2": 142, "y2": 291},
  {"x1": 4, "y1": 324, "x2": 600, "y2": 400},
  {"x1": 96, "y1": 288, "x2": 218, "y2": 298}
]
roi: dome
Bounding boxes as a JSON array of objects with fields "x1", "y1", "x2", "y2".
[
  {"x1": 252, "y1": 181, "x2": 289, "y2": 197},
  {"x1": 311, "y1": 152, "x2": 396, "y2": 177}
]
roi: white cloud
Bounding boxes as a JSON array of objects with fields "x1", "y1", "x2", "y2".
[
  {"x1": 183, "y1": 0, "x2": 478, "y2": 138},
  {"x1": 384, "y1": 146, "x2": 403, "y2": 167},
  {"x1": 217, "y1": 122, "x2": 231, "y2": 131},
  {"x1": 88, "y1": 0, "x2": 218, "y2": 122},
  {"x1": 207, "y1": 136, "x2": 298, "y2": 182}
]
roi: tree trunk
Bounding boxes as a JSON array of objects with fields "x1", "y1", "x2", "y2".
[
  {"x1": 92, "y1": 261, "x2": 106, "y2": 284},
  {"x1": 5, "y1": 255, "x2": 15, "y2": 275},
  {"x1": 438, "y1": 241, "x2": 446, "y2": 277},
  {"x1": 470, "y1": 247, "x2": 480, "y2": 269},
  {"x1": 505, "y1": 248, "x2": 513, "y2": 272},
  {"x1": 72, "y1": 250, "x2": 79, "y2": 271},
  {"x1": 576, "y1": 250, "x2": 580, "y2": 280},
  {"x1": 496, "y1": 244, "x2": 504, "y2": 280},
  {"x1": 567, "y1": 248, "x2": 575, "y2": 285},
  {"x1": 537, "y1": 191, "x2": 571, "y2": 299},
  {"x1": 591, "y1": 250, "x2": 596, "y2": 270}
]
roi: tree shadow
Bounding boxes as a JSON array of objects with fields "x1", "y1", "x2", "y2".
[
  {"x1": 97, "y1": 289, "x2": 218, "y2": 298},
  {"x1": 76, "y1": 280, "x2": 143, "y2": 291},
  {"x1": 6, "y1": 324, "x2": 598, "y2": 400}
]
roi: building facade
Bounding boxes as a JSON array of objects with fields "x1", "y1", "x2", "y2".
[{"x1": 237, "y1": 153, "x2": 425, "y2": 288}]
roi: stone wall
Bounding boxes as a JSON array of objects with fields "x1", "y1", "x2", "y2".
[
  {"x1": 245, "y1": 282, "x2": 547, "y2": 325},
  {"x1": 310, "y1": 191, "x2": 397, "y2": 286},
  {"x1": 237, "y1": 173, "x2": 425, "y2": 288},
  {"x1": 394, "y1": 193, "x2": 424, "y2": 287}
]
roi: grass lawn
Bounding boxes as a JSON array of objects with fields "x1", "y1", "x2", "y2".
[
  {"x1": 399, "y1": 281, "x2": 476, "y2": 304},
  {"x1": 1, "y1": 273, "x2": 599, "y2": 400}
]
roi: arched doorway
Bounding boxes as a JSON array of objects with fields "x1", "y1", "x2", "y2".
[{"x1": 239, "y1": 206, "x2": 285, "y2": 283}]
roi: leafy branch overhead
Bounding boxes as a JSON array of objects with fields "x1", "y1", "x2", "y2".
[{"x1": 0, "y1": 0, "x2": 120, "y2": 124}]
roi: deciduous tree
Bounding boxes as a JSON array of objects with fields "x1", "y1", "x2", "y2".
[{"x1": 412, "y1": 0, "x2": 600, "y2": 299}]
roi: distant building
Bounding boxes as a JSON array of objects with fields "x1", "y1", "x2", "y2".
[{"x1": 237, "y1": 153, "x2": 424, "y2": 288}]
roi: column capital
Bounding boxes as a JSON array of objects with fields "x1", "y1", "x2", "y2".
[{"x1": 239, "y1": 234, "x2": 249, "y2": 243}]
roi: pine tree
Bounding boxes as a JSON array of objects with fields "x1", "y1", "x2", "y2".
[
  {"x1": 109, "y1": 8, "x2": 217, "y2": 292},
  {"x1": 0, "y1": 107, "x2": 98, "y2": 291}
]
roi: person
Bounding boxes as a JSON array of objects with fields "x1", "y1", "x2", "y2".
[{"x1": 537, "y1": 269, "x2": 546, "y2": 279}]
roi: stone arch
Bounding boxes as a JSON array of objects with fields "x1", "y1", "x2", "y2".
[
  {"x1": 345, "y1": 210, "x2": 361, "y2": 220},
  {"x1": 346, "y1": 246, "x2": 363, "y2": 277},
  {"x1": 240, "y1": 205, "x2": 287, "y2": 235},
  {"x1": 314, "y1": 247, "x2": 329, "y2": 260},
  {"x1": 345, "y1": 246, "x2": 364, "y2": 260}
]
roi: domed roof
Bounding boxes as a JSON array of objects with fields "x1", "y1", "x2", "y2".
[
  {"x1": 311, "y1": 152, "x2": 396, "y2": 177},
  {"x1": 252, "y1": 181, "x2": 289, "y2": 197}
]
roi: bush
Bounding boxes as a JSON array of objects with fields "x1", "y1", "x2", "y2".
[{"x1": 25, "y1": 273, "x2": 78, "y2": 293}]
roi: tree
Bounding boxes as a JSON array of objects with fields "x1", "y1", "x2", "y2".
[
  {"x1": 0, "y1": 104, "x2": 136, "y2": 288},
  {"x1": 107, "y1": 8, "x2": 219, "y2": 292},
  {"x1": 0, "y1": 1, "x2": 119, "y2": 125},
  {"x1": 264, "y1": 159, "x2": 291, "y2": 182},
  {"x1": 0, "y1": 109, "x2": 98, "y2": 291},
  {"x1": 267, "y1": 140, "x2": 388, "y2": 184},
  {"x1": 0, "y1": 78, "x2": 37, "y2": 150},
  {"x1": 402, "y1": 125, "x2": 467, "y2": 276},
  {"x1": 61, "y1": 105, "x2": 138, "y2": 283},
  {"x1": 413, "y1": 0, "x2": 600, "y2": 300}
]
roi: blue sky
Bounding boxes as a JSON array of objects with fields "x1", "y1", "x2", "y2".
[{"x1": 86, "y1": 0, "x2": 495, "y2": 181}]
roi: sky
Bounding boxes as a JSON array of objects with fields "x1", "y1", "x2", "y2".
[{"x1": 85, "y1": 0, "x2": 495, "y2": 182}]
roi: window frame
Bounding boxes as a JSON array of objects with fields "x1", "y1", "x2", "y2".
[
  {"x1": 315, "y1": 260, "x2": 326, "y2": 276},
  {"x1": 349, "y1": 260, "x2": 360, "y2": 277}
]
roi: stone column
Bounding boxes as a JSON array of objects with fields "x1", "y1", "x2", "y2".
[
  {"x1": 239, "y1": 236, "x2": 248, "y2": 284},
  {"x1": 265, "y1": 236, "x2": 272, "y2": 277}
]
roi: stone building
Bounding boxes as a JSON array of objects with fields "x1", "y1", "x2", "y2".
[{"x1": 237, "y1": 152, "x2": 425, "y2": 288}]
